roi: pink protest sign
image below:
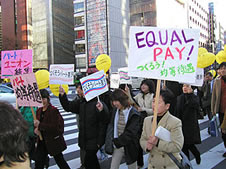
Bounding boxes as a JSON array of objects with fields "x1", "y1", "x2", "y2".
[
  {"x1": 1, "y1": 49, "x2": 33, "y2": 78},
  {"x1": 9, "y1": 73, "x2": 43, "y2": 107}
]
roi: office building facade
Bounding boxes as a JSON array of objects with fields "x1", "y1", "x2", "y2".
[
  {"x1": 74, "y1": 0, "x2": 130, "y2": 73},
  {"x1": 32, "y1": 0, "x2": 74, "y2": 69},
  {"x1": 0, "y1": 0, "x2": 32, "y2": 50}
]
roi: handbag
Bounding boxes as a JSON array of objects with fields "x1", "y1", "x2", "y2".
[
  {"x1": 210, "y1": 115, "x2": 220, "y2": 137},
  {"x1": 167, "y1": 151, "x2": 193, "y2": 169}
]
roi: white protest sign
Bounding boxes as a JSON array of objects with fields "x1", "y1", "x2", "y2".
[
  {"x1": 110, "y1": 73, "x2": 120, "y2": 89},
  {"x1": 180, "y1": 68, "x2": 204, "y2": 87},
  {"x1": 80, "y1": 70, "x2": 108, "y2": 101},
  {"x1": 9, "y1": 73, "x2": 43, "y2": 107},
  {"x1": 118, "y1": 67, "x2": 132, "y2": 84},
  {"x1": 128, "y1": 26, "x2": 200, "y2": 83},
  {"x1": 49, "y1": 64, "x2": 74, "y2": 85}
]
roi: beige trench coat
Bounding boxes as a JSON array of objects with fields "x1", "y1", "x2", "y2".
[{"x1": 140, "y1": 112, "x2": 184, "y2": 169}]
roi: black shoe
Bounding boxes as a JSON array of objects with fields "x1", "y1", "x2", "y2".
[
  {"x1": 195, "y1": 155, "x2": 201, "y2": 165},
  {"x1": 223, "y1": 152, "x2": 226, "y2": 157}
]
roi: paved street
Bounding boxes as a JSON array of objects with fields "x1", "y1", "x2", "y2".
[{"x1": 45, "y1": 98, "x2": 226, "y2": 169}]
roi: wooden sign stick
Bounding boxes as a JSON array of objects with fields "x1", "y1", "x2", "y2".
[
  {"x1": 30, "y1": 107, "x2": 43, "y2": 140},
  {"x1": 151, "y1": 79, "x2": 161, "y2": 136}
]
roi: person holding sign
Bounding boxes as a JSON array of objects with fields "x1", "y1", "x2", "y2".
[
  {"x1": 175, "y1": 84, "x2": 201, "y2": 164},
  {"x1": 34, "y1": 89, "x2": 70, "y2": 169},
  {"x1": 19, "y1": 106, "x2": 38, "y2": 163},
  {"x1": 59, "y1": 83, "x2": 109, "y2": 169},
  {"x1": 0, "y1": 102, "x2": 30, "y2": 169},
  {"x1": 105, "y1": 89, "x2": 141, "y2": 169},
  {"x1": 140, "y1": 89, "x2": 184, "y2": 169}
]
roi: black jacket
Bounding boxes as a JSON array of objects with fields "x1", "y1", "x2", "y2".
[
  {"x1": 105, "y1": 107, "x2": 141, "y2": 165},
  {"x1": 175, "y1": 93, "x2": 201, "y2": 145},
  {"x1": 59, "y1": 94, "x2": 109, "y2": 150}
]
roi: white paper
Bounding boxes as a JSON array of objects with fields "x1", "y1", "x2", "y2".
[{"x1": 155, "y1": 126, "x2": 171, "y2": 142}]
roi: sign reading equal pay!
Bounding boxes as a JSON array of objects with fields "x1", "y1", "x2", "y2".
[
  {"x1": 49, "y1": 64, "x2": 74, "y2": 85},
  {"x1": 80, "y1": 70, "x2": 108, "y2": 101},
  {"x1": 128, "y1": 26, "x2": 200, "y2": 83}
]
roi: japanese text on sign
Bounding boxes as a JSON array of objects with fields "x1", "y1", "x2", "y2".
[
  {"x1": 118, "y1": 67, "x2": 132, "y2": 84},
  {"x1": 128, "y1": 27, "x2": 200, "y2": 83},
  {"x1": 1, "y1": 49, "x2": 33, "y2": 78},
  {"x1": 80, "y1": 70, "x2": 108, "y2": 101},
  {"x1": 49, "y1": 64, "x2": 74, "y2": 85},
  {"x1": 9, "y1": 73, "x2": 43, "y2": 107}
]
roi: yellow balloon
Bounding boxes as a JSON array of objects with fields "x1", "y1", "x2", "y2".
[
  {"x1": 198, "y1": 47, "x2": 208, "y2": 55},
  {"x1": 96, "y1": 54, "x2": 111, "y2": 73},
  {"x1": 224, "y1": 44, "x2": 226, "y2": 52},
  {"x1": 208, "y1": 69, "x2": 216, "y2": 78},
  {"x1": 49, "y1": 84, "x2": 69, "y2": 97},
  {"x1": 216, "y1": 50, "x2": 226, "y2": 64},
  {"x1": 197, "y1": 52, "x2": 215, "y2": 68},
  {"x1": 35, "y1": 70, "x2": 50, "y2": 89}
]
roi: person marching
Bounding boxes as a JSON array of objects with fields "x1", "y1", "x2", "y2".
[
  {"x1": 59, "y1": 83, "x2": 109, "y2": 169},
  {"x1": 34, "y1": 89, "x2": 70, "y2": 169},
  {"x1": 140, "y1": 89, "x2": 184, "y2": 169},
  {"x1": 105, "y1": 88, "x2": 141, "y2": 169},
  {"x1": 175, "y1": 84, "x2": 201, "y2": 164}
]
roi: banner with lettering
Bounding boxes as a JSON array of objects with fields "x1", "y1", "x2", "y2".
[
  {"x1": 9, "y1": 73, "x2": 43, "y2": 107},
  {"x1": 80, "y1": 70, "x2": 108, "y2": 101},
  {"x1": 128, "y1": 26, "x2": 200, "y2": 83},
  {"x1": 1, "y1": 49, "x2": 33, "y2": 78},
  {"x1": 180, "y1": 68, "x2": 204, "y2": 87},
  {"x1": 110, "y1": 73, "x2": 120, "y2": 89},
  {"x1": 49, "y1": 64, "x2": 74, "y2": 85},
  {"x1": 118, "y1": 67, "x2": 132, "y2": 84}
]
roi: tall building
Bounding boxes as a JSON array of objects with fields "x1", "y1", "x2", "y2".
[
  {"x1": 0, "y1": 5, "x2": 2, "y2": 51},
  {"x1": 0, "y1": 0, "x2": 32, "y2": 50},
  {"x1": 188, "y1": 0, "x2": 208, "y2": 47},
  {"x1": 215, "y1": 22, "x2": 225, "y2": 53},
  {"x1": 130, "y1": 0, "x2": 156, "y2": 26},
  {"x1": 224, "y1": 31, "x2": 226, "y2": 45},
  {"x1": 74, "y1": 0, "x2": 86, "y2": 72},
  {"x1": 32, "y1": 0, "x2": 74, "y2": 69},
  {"x1": 207, "y1": 2, "x2": 216, "y2": 52},
  {"x1": 74, "y1": 0, "x2": 130, "y2": 73},
  {"x1": 130, "y1": 0, "x2": 187, "y2": 28}
]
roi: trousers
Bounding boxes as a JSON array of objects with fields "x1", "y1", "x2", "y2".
[{"x1": 34, "y1": 141, "x2": 70, "y2": 169}]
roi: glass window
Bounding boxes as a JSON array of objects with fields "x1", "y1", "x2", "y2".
[
  {"x1": 76, "y1": 57, "x2": 86, "y2": 67},
  {"x1": 75, "y1": 30, "x2": 85, "y2": 40},
  {"x1": 74, "y1": 2, "x2": 84, "y2": 13},
  {"x1": 74, "y1": 16, "x2": 84, "y2": 27},
  {"x1": 0, "y1": 86, "x2": 13, "y2": 93},
  {"x1": 75, "y1": 44, "x2": 85, "y2": 54}
]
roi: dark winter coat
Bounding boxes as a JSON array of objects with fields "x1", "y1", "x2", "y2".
[
  {"x1": 36, "y1": 104, "x2": 66, "y2": 156},
  {"x1": 175, "y1": 93, "x2": 201, "y2": 145},
  {"x1": 105, "y1": 107, "x2": 141, "y2": 165},
  {"x1": 59, "y1": 94, "x2": 109, "y2": 150}
]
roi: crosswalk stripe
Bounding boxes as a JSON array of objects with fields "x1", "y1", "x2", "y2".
[
  {"x1": 63, "y1": 114, "x2": 76, "y2": 120},
  {"x1": 64, "y1": 119, "x2": 77, "y2": 125},
  {"x1": 64, "y1": 125, "x2": 78, "y2": 132},
  {"x1": 64, "y1": 132, "x2": 78, "y2": 141},
  {"x1": 191, "y1": 143, "x2": 225, "y2": 168}
]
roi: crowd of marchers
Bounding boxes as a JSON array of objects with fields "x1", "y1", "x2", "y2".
[{"x1": 0, "y1": 62, "x2": 226, "y2": 169}]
